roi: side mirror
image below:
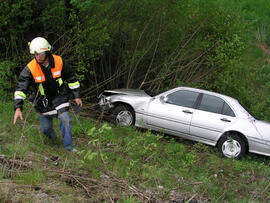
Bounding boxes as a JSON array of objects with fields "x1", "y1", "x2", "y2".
[{"x1": 160, "y1": 96, "x2": 168, "y2": 103}]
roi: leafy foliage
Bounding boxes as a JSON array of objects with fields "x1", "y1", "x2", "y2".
[
  {"x1": 0, "y1": 0, "x2": 270, "y2": 119},
  {"x1": 0, "y1": 0, "x2": 33, "y2": 58},
  {"x1": 0, "y1": 61, "x2": 18, "y2": 99}
]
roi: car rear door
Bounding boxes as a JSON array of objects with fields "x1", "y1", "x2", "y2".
[
  {"x1": 189, "y1": 93, "x2": 237, "y2": 144},
  {"x1": 146, "y1": 90, "x2": 200, "y2": 137}
]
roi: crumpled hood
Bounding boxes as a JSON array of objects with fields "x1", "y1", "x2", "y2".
[
  {"x1": 103, "y1": 89, "x2": 150, "y2": 97},
  {"x1": 254, "y1": 120, "x2": 270, "y2": 138}
]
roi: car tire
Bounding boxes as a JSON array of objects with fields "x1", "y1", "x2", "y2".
[
  {"x1": 217, "y1": 133, "x2": 246, "y2": 159},
  {"x1": 112, "y1": 104, "x2": 135, "y2": 126}
]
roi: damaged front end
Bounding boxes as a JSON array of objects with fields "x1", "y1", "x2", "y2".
[
  {"x1": 98, "y1": 93, "x2": 115, "y2": 114},
  {"x1": 98, "y1": 89, "x2": 149, "y2": 114}
]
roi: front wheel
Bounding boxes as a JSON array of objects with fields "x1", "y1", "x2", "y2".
[
  {"x1": 112, "y1": 104, "x2": 135, "y2": 127},
  {"x1": 217, "y1": 133, "x2": 246, "y2": 159}
]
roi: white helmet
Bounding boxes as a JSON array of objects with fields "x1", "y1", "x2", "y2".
[{"x1": 29, "y1": 37, "x2": 51, "y2": 54}]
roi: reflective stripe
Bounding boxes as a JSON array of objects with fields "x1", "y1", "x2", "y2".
[
  {"x1": 53, "y1": 70, "x2": 61, "y2": 76},
  {"x1": 55, "y1": 102, "x2": 69, "y2": 110},
  {"x1": 42, "y1": 110, "x2": 57, "y2": 116},
  {"x1": 14, "y1": 91, "x2": 26, "y2": 100},
  {"x1": 41, "y1": 102, "x2": 69, "y2": 115},
  {"x1": 39, "y1": 84, "x2": 45, "y2": 95},
  {"x1": 15, "y1": 95, "x2": 26, "y2": 100},
  {"x1": 57, "y1": 78, "x2": 63, "y2": 86},
  {"x1": 68, "y1": 81, "x2": 80, "y2": 89},
  {"x1": 35, "y1": 76, "x2": 44, "y2": 82}
]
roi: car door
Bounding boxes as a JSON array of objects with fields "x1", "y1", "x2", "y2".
[
  {"x1": 146, "y1": 89, "x2": 200, "y2": 137},
  {"x1": 190, "y1": 93, "x2": 237, "y2": 144}
]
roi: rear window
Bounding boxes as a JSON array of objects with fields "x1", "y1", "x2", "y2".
[{"x1": 199, "y1": 94, "x2": 235, "y2": 117}]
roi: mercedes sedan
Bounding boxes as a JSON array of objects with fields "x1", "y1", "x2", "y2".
[{"x1": 98, "y1": 87, "x2": 270, "y2": 159}]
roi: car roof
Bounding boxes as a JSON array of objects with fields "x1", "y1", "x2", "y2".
[{"x1": 176, "y1": 86, "x2": 236, "y2": 100}]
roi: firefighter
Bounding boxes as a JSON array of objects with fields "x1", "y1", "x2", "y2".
[{"x1": 13, "y1": 37, "x2": 82, "y2": 152}]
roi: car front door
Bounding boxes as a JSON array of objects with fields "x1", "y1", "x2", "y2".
[
  {"x1": 146, "y1": 90, "x2": 200, "y2": 137},
  {"x1": 190, "y1": 93, "x2": 237, "y2": 144}
]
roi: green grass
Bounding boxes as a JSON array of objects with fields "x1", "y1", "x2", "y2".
[{"x1": 1, "y1": 100, "x2": 270, "y2": 202}]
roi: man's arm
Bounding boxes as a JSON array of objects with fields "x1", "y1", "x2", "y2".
[{"x1": 13, "y1": 67, "x2": 32, "y2": 124}]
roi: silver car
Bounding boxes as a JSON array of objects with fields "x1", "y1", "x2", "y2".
[{"x1": 98, "y1": 86, "x2": 270, "y2": 159}]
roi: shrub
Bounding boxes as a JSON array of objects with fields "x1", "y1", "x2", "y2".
[{"x1": 0, "y1": 61, "x2": 18, "y2": 99}]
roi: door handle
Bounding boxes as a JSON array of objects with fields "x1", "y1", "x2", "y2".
[
  {"x1": 183, "y1": 110, "x2": 193, "y2": 114},
  {"x1": 221, "y1": 118, "x2": 231, "y2": 122}
]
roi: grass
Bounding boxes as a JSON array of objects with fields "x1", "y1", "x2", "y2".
[{"x1": 1, "y1": 100, "x2": 270, "y2": 202}]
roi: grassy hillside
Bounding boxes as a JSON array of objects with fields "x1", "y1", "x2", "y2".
[
  {"x1": 1, "y1": 100, "x2": 270, "y2": 202},
  {"x1": 2, "y1": 1, "x2": 270, "y2": 202}
]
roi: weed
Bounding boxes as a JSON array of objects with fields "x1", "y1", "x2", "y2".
[
  {"x1": 192, "y1": 142, "x2": 210, "y2": 153},
  {"x1": 77, "y1": 149, "x2": 98, "y2": 168},
  {"x1": 14, "y1": 169, "x2": 46, "y2": 185},
  {"x1": 118, "y1": 192, "x2": 139, "y2": 203},
  {"x1": 0, "y1": 165, "x2": 7, "y2": 179},
  {"x1": 2, "y1": 101, "x2": 270, "y2": 202},
  {"x1": 5, "y1": 143, "x2": 27, "y2": 157}
]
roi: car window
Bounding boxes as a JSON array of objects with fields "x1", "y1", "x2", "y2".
[
  {"x1": 166, "y1": 90, "x2": 199, "y2": 108},
  {"x1": 199, "y1": 94, "x2": 235, "y2": 117},
  {"x1": 222, "y1": 102, "x2": 235, "y2": 117}
]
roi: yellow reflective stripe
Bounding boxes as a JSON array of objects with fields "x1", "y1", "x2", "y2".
[
  {"x1": 57, "y1": 78, "x2": 63, "y2": 86},
  {"x1": 39, "y1": 84, "x2": 45, "y2": 95},
  {"x1": 14, "y1": 91, "x2": 26, "y2": 100},
  {"x1": 68, "y1": 81, "x2": 80, "y2": 89}
]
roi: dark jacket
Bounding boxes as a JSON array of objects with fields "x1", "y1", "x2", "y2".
[{"x1": 14, "y1": 54, "x2": 80, "y2": 115}]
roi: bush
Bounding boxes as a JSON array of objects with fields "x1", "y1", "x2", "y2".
[
  {"x1": 0, "y1": 0, "x2": 34, "y2": 58},
  {"x1": 0, "y1": 61, "x2": 18, "y2": 99}
]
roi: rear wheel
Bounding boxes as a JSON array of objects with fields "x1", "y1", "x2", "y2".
[
  {"x1": 112, "y1": 104, "x2": 135, "y2": 126},
  {"x1": 217, "y1": 133, "x2": 246, "y2": 159}
]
